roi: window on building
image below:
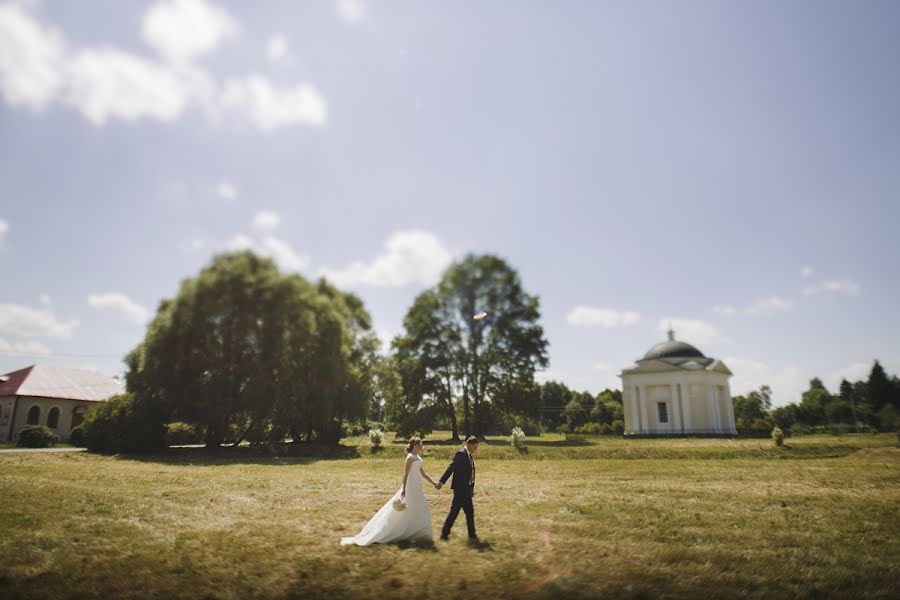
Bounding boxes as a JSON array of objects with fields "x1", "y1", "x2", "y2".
[
  {"x1": 47, "y1": 407, "x2": 60, "y2": 429},
  {"x1": 27, "y1": 405, "x2": 41, "y2": 425},
  {"x1": 657, "y1": 402, "x2": 668, "y2": 424},
  {"x1": 72, "y1": 406, "x2": 86, "y2": 429}
]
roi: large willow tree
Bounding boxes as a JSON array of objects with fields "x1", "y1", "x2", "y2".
[
  {"x1": 125, "y1": 251, "x2": 375, "y2": 448},
  {"x1": 393, "y1": 254, "x2": 549, "y2": 439}
]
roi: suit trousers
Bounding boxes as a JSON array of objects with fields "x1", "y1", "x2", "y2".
[{"x1": 442, "y1": 491, "x2": 476, "y2": 538}]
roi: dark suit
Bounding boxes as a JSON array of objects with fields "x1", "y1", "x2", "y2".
[{"x1": 440, "y1": 448, "x2": 476, "y2": 538}]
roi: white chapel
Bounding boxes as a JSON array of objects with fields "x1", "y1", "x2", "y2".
[{"x1": 620, "y1": 329, "x2": 737, "y2": 436}]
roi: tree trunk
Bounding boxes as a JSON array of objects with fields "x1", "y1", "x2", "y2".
[
  {"x1": 205, "y1": 410, "x2": 225, "y2": 449},
  {"x1": 231, "y1": 415, "x2": 258, "y2": 447},
  {"x1": 448, "y1": 400, "x2": 459, "y2": 441},
  {"x1": 462, "y1": 388, "x2": 471, "y2": 438}
]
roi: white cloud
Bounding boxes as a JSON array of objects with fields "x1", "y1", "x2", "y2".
[
  {"x1": 594, "y1": 362, "x2": 611, "y2": 371},
  {"x1": 217, "y1": 181, "x2": 238, "y2": 201},
  {"x1": 252, "y1": 210, "x2": 280, "y2": 232},
  {"x1": 724, "y1": 356, "x2": 806, "y2": 407},
  {"x1": 220, "y1": 76, "x2": 327, "y2": 130},
  {"x1": 801, "y1": 266, "x2": 814, "y2": 279},
  {"x1": 266, "y1": 34, "x2": 288, "y2": 62},
  {"x1": 658, "y1": 318, "x2": 723, "y2": 345},
  {"x1": 0, "y1": 3, "x2": 65, "y2": 110},
  {"x1": 0, "y1": 5, "x2": 327, "y2": 132},
  {"x1": 336, "y1": 0, "x2": 366, "y2": 23},
  {"x1": 226, "y1": 233, "x2": 255, "y2": 251},
  {"x1": 260, "y1": 236, "x2": 310, "y2": 272},
  {"x1": 567, "y1": 307, "x2": 640, "y2": 328},
  {"x1": 39, "y1": 294, "x2": 51, "y2": 306},
  {"x1": 0, "y1": 303, "x2": 78, "y2": 339},
  {"x1": 803, "y1": 279, "x2": 861, "y2": 297},
  {"x1": 745, "y1": 296, "x2": 793, "y2": 316},
  {"x1": 225, "y1": 232, "x2": 309, "y2": 273},
  {"x1": 141, "y1": 0, "x2": 239, "y2": 63},
  {"x1": 535, "y1": 369, "x2": 565, "y2": 385},
  {"x1": 0, "y1": 338, "x2": 52, "y2": 356},
  {"x1": 319, "y1": 231, "x2": 454, "y2": 288},
  {"x1": 65, "y1": 47, "x2": 187, "y2": 124},
  {"x1": 827, "y1": 362, "x2": 872, "y2": 389},
  {"x1": 88, "y1": 293, "x2": 150, "y2": 325},
  {"x1": 0, "y1": 218, "x2": 8, "y2": 239},
  {"x1": 712, "y1": 304, "x2": 737, "y2": 317}
]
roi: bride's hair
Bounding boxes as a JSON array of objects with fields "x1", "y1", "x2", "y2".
[{"x1": 406, "y1": 437, "x2": 422, "y2": 453}]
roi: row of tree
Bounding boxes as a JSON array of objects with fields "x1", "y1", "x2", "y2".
[
  {"x1": 110, "y1": 250, "x2": 549, "y2": 449},
  {"x1": 104, "y1": 250, "x2": 897, "y2": 452},
  {"x1": 735, "y1": 361, "x2": 900, "y2": 432}
]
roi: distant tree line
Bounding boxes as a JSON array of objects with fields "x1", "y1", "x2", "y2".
[
  {"x1": 736, "y1": 361, "x2": 900, "y2": 434},
  {"x1": 80, "y1": 250, "x2": 898, "y2": 454}
]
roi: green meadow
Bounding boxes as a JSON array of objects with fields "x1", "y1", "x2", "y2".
[{"x1": 1, "y1": 434, "x2": 898, "y2": 599}]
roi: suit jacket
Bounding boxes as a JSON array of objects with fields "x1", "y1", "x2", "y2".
[{"x1": 440, "y1": 448, "x2": 475, "y2": 496}]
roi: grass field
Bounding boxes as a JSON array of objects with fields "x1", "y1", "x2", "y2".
[{"x1": 1, "y1": 433, "x2": 898, "y2": 599}]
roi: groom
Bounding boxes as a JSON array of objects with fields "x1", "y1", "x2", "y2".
[{"x1": 436, "y1": 435, "x2": 478, "y2": 541}]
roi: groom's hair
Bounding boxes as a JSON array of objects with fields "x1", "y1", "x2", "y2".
[{"x1": 465, "y1": 436, "x2": 479, "y2": 446}]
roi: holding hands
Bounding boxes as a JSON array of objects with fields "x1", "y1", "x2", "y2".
[{"x1": 434, "y1": 482, "x2": 443, "y2": 490}]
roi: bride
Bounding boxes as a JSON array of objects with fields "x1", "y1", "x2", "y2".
[{"x1": 341, "y1": 437, "x2": 438, "y2": 546}]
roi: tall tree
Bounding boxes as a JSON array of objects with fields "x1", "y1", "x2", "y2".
[
  {"x1": 395, "y1": 254, "x2": 549, "y2": 438},
  {"x1": 868, "y1": 360, "x2": 895, "y2": 412},
  {"x1": 126, "y1": 251, "x2": 374, "y2": 448},
  {"x1": 540, "y1": 381, "x2": 572, "y2": 429},
  {"x1": 798, "y1": 378, "x2": 831, "y2": 426}
]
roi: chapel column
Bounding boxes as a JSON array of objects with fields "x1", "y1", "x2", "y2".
[
  {"x1": 631, "y1": 386, "x2": 641, "y2": 434},
  {"x1": 671, "y1": 383, "x2": 683, "y2": 433},
  {"x1": 708, "y1": 383, "x2": 721, "y2": 433},
  {"x1": 681, "y1": 382, "x2": 693, "y2": 433},
  {"x1": 639, "y1": 384, "x2": 650, "y2": 433},
  {"x1": 723, "y1": 384, "x2": 737, "y2": 433}
]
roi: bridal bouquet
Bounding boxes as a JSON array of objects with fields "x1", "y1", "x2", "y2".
[{"x1": 392, "y1": 498, "x2": 407, "y2": 511}]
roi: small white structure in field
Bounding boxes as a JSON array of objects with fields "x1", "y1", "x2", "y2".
[{"x1": 620, "y1": 329, "x2": 737, "y2": 436}]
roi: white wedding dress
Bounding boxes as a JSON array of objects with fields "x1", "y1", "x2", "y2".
[{"x1": 341, "y1": 453, "x2": 433, "y2": 546}]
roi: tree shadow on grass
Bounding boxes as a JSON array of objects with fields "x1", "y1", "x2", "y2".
[{"x1": 111, "y1": 442, "x2": 361, "y2": 467}]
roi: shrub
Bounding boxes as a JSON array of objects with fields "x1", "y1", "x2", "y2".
[
  {"x1": 556, "y1": 423, "x2": 570, "y2": 434},
  {"x1": 17, "y1": 425, "x2": 58, "y2": 448},
  {"x1": 574, "y1": 423, "x2": 602, "y2": 435},
  {"x1": 368, "y1": 427, "x2": 385, "y2": 450},
  {"x1": 82, "y1": 393, "x2": 167, "y2": 454},
  {"x1": 68, "y1": 424, "x2": 85, "y2": 447},
  {"x1": 165, "y1": 422, "x2": 204, "y2": 446},
  {"x1": 772, "y1": 426, "x2": 785, "y2": 447},
  {"x1": 791, "y1": 424, "x2": 813, "y2": 436},
  {"x1": 610, "y1": 420, "x2": 625, "y2": 434},
  {"x1": 510, "y1": 426, "x2": 526, "y2": 450}
]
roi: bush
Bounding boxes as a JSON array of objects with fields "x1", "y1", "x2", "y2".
[
  {"x1": 68, "y1": 425, "x2": 85, "y2": 447},
  {"x1": 610, "y1": 420, "x2": 625, "y2": 434},
  {"x1": 772, "y1": 426, "x2": 785, "y2": 447},
  {"x1": 165, "y1": 422, "x2": 204, "y2": 446},
  {"x1": 574, "y1": 422, "x2": 602, "y2": 435},
  {"x1": 510, "y1": 426, "x2": 526, "y2": 450},
  {"x1": 17, "y1": 425, "x2": 58, "y2": 448},
  {"x1": 556, "y1": 423, "x2": 570, "y2": 434},
  {"x1": 368, "y1": 428, "x2": 384, "y2": 450},
  {"x1": 82, "y1": 393, "x2": 167, "y2": 454}
]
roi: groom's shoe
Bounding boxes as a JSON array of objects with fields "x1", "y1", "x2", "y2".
[{"x1": 439, "y1": 534, "x2": 449, "y2": 541}]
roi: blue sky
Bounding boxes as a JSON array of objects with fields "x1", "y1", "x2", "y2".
[{"x1": 1, "y1": 0, "x2": 898, "y2": 406}]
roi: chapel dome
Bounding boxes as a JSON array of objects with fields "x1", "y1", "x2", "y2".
[{"x1": 641, "y1": 328, "x2": 705, "y2": 361}]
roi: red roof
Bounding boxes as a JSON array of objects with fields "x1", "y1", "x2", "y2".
[{"x1": 0, "y1": 365, "x2": 123, "y2": 402}]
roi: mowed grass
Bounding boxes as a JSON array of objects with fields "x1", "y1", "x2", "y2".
[{"x1": 1, "y1": 434, "x2": 898, "y2": 599}]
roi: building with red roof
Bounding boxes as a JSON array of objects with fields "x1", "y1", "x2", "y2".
[{"x1": 0, "y1": 364, "x2": 123, "y2": 443}]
